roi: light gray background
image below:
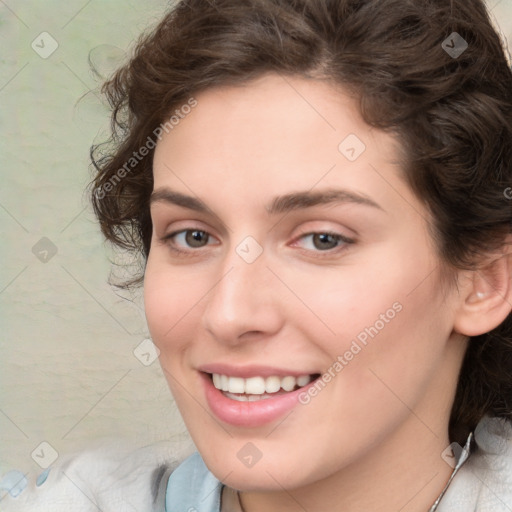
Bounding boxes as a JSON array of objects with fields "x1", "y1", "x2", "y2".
[{"x1": 1, "y1": 0, "x2": 511, "y2": 481}]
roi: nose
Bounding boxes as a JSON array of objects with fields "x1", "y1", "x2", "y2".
[{"x1": 201, "y1": 246, "x2": 284, "y2": 345}]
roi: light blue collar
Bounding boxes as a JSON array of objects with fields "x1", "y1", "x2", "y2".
[{"x1": 165, "y1": 452, "x2": 223, "y2": 512}]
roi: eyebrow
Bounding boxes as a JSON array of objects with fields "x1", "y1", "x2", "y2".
[{"x1": 149, "y1": 187, "x2": 384, "y2": 215}]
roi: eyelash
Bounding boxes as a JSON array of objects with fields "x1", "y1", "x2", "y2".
[{"x1": 159, "y1": 229, "x2": 355, "y2": 258}]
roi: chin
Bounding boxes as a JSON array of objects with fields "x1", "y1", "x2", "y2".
[{"x1": 197, "y1": 442, "x2": 319, "y2": 491}]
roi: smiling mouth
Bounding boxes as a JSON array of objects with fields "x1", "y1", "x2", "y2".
[{"x1": 206, "y1": 372, "x2": 321, "y2": 402}]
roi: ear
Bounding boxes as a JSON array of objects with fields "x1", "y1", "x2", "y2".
[{"x1": 453, "y1": 242, "x2": 512, "y2": 337}]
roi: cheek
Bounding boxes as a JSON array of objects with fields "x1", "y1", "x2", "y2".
[
  {"x1": 282, "y1": 242, "x2": 448, "y2": 399},
  {"x1": 276, "y1": 251, "x2": 414, "y2": 347},
  {"x1": 143, "y1": 255, "x2": 205, "y2": 354}
]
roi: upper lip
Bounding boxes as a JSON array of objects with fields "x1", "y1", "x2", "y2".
[{"x1": 198, "y1": 363, "x2": 319, "y2": 378}]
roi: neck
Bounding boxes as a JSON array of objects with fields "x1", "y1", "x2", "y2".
[{"x1": 238, "y1": 415, "x2": 455, "y2": 512}]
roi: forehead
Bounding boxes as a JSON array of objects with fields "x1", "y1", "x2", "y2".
[
  {"x1": 151, "y1": 73, "x2": 410, "y2": 217},
  {"x1": 155, "y1": 73, "x2": 377, "y2": 163}
]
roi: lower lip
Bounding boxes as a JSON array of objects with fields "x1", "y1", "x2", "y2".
[{"x1": 200, "y1": 372, "x2": 317, "y2": 427}]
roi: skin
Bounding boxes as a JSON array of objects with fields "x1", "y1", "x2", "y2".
[{"x1": 143, "y1": 73, "x2": 511, "y2": 512}]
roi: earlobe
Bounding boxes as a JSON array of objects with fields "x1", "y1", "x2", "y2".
[{"x1": 453, "y1": 248, "x2": 512, "y2": 337}]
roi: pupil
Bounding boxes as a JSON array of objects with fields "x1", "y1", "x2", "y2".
[
  {"x1": 314, "y1": 233, "x2": 338, "y2": 250},
  {"x1": 186, "y1": 230, "x2": 208, "y2": 247}
]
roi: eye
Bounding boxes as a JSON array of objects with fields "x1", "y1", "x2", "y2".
[
  {"x1": 293, "y1": 232, "x2": 354, "y2": 252},
  {"x1": 159, "y1": 228, "x2": 353, "y2": 256},
  {"x1": 162, "y1": 229, "x2": 217, "y2": 250}
]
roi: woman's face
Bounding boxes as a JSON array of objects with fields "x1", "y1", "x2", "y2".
[{"x1": 144, "y1": 74, "x2": 466, "y2": 491}]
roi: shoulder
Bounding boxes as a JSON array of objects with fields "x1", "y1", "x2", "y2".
[
  {"x1": 437, "y1": 416, "x2": 512, "y2": 512},
  {"x1": 0, "y1": 440, "x2": 182, "y2": 512}
]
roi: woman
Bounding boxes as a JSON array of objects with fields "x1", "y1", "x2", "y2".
[{"x1": 2, "y1": 0, "x2": 512, "y2": 510}]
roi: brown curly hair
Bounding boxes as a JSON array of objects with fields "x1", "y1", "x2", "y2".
[{"x1": 89, "y1": 0, "x2": 512, "y2": 444}]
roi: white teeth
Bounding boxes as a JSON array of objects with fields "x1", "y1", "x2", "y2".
[
  {"x1": 265, "y1": 376, "x2": 281, "y2": 393},
  {"x1": 228, "y1": 377, "x2": 245, "y2": 394},
  {"x1": 211, "y1": 373, "x2": 313, "y2": 395},
  {"x1": 244, "y1": 376, "x2": 266, "y2": 394},
  {"x1": 297, "y1": 375, "x2": 311, "y2": 387},
  {"x1": 224, "y1": 392, "x2": 274, "y2": 402},
  {"x1": 281, "y1": 376, "x2": 296, "y2": 392},
  {"x1": 212, "y1": 373, "x2": 221, "y2": 389}
]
